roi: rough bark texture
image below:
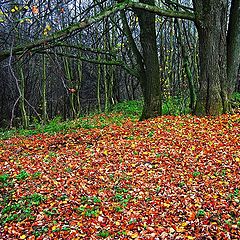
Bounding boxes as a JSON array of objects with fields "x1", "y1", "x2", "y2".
[
  {"x1": 227, "y1": 0, "x2": 240, "y2": 94},
  {"x1": 193, "y1": 0, "x2": 228, "y2": 115},
  {"x1": 136, "y1": 0, "x2": 162, "y2": 120}
]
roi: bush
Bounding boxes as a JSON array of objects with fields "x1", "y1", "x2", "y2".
[{"x1": 230, "y1": 92, "x2": 240, "y2": 109}]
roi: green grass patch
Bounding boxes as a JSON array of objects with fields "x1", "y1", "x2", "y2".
[
  {"x1": 0, "y1": 173, "x2": 9, "y2": 183},
  {"x1": 15, "y1": 170, "x2": 29, "y2": 181},
  {"x1": 0, "y1": 97, "x2": 193, "y2": 140},
  {"x1": 97, "y1": 229, "x2": 110, "y2": 238},
  {"x1": 0, "y1": 193, "x2": 46, "y2": 224}
]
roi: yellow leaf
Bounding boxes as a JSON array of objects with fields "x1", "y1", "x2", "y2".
[
  {"x1": 46, "y1": 24, "x2": 51, "y2": 31},
  {"x1": 11, "y1": 8, "x2": 16, "y2": 13},
  {"x1": 187, "y1": 236, "x2": 195, "y2": 240},
  {"x1": 26, "y1": 18, "x2": 32, "y2": 23},
  {"x1": 103, "y1": 150, "x2": 108, "y2": 155},
  {"x1": 52, "y1": 225, "x2": 57, "y2": 231},
  {"x1": 130, "y1": 232, "x2": 139, "y2": 238},
  {"x1": 163, "y1": 202, "x2": 170, "y2": 208},
  {"x1": 20, "y1": 235, "x2": 26, "y2": 239},
  {"x1": 235, "y1": 157, "x2": 240, "y2": 162},
  {"x1": 176, "y1": 226, "x2": 185, "y2": 233},
  {"x1": 181, "y1": 222, "x2": 188, "y2": 227},
  {"x1": 115, "y1": 221, "x2": 120, "y2": 226}
]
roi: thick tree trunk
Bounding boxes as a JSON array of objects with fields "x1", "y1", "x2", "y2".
[
  {"x1": 136, "y1": 0, "x2": 162, "y2": 120},
  {"x1": 227, "y1": 0, "x2": 240, "y2": 95},
  {"x1": 193, "y1": 0, "x2": 228, "y2": 115}
]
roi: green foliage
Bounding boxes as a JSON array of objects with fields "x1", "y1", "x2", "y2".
[
  {"x1": 227, "y1": 188, "x2": 239, "y2": 200},
  {"x1": 196, "y1": 209, "x2": 206, "y2": 217},
  {"x1": 111, "y1": 100, "x2": 143, "y2": 119},
  {"x1": 84, "y1": 207, "x2": 99, "y2": 217},
  {"x1": 178, "y1": 181, "x2": 185, "y2": 188},
  {"x1": 0, "y1": 193, "x2": 46, "y2": 224},
  {"x1": 193, "y1": 171, "x2": 201, "y2": 177},
  {"x1": 97, "y1": 229, "x2": 110, "y2": 238},
  {"x1": 16, "y1": 170, "x2": 29, "y2": 181},
  {"x1": 43, "y1": 208, "x2": 58, "y2": 216},
  {"x1": 114, "y1": 206, "x2": 124, "y2": 212},
  {"x1": 93, "y1": 196, "x2": 101, "y2": 203},
  {"x1": 0, "y1": 97, "x2": 193, "y2": 140},
  {"x1": 162, "y1": 96, "x2": 191, "y2": 115},
  {"x1": 32, "y1": 226, "x2": 49, "y2": 237},
  {"x1": 0, "y1": 129, "x2": 17, "y2": 140},
  {"x1": 230, "y1": 92, "x2": 240, "y2": 109},
  {"x1": 0, "y1": 173, "x2": 9, "y2": 183}
]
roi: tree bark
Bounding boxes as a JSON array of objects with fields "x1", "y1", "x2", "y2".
[
  {"x1": 135, "y1": 0, "x2": 162, "y2": 120},
  {"x1": 42, "y1": 54, "x2": 48, "y2": 124},
  {"x1": 193, "y1": 0, "x2": 228, "y2": 115},
  {"x1": 227, "y1": 0, "x2": 240, "y2": 95},
  {"x1": 176, "y1": 19, "x2": 196, "y2": 112}
]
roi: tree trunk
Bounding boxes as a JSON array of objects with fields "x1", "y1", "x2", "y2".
[
  {"x1": 227, "y1": 0, "x2": 240, "y2": 95},
  {"x1": 42, "y1": 53, "x2": 48, "y2": 124},
  {"x1": 193, "y1": 0, "x2": 228, "y2": 115},
  {"x1": 76, "y1": 57, "x2": 82, "y2": 116},
  {"x1": 136, "y1": 0, "x2": 162, "y2": 120},
  {"x1": 176, "y1": 19, "x2": 196, "y2": 112},
  {"x1": 19, "y1": 65, "x2": 29, "y2": 128}
]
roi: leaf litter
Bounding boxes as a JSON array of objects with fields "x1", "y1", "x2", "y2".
[{"x1": 0, "y1": 114, "x2": 239, "y2": 239}]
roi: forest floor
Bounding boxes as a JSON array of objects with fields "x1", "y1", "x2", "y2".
[{"x1": 0, "y1": 113, "x2": 239, "y2": 239}]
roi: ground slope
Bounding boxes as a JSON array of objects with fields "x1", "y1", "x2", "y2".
[{"x1": 0, "y1": 114, "x2": 239, "y2": 239}]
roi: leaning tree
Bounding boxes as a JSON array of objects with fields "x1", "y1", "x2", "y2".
[{"x1": 0, "y1": 0, "x2": 239, "y2": 120}]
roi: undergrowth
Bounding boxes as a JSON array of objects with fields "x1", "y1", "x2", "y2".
[{"x1": 0, "y1": 96, "x2": 191, "y2": 140}]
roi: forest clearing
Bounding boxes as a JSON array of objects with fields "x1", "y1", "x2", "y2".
[
  {"x1": 1, "y1": 0, "x2": 240, "y2": 238},
  {"x1": 0, "y1": 113, "x2": 239, "y2": 239}
]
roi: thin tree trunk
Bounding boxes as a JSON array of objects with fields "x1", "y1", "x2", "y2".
[
  {"x1": 63, "y1": 55, "x2": 76, "y2": 118},
  {"x1": 76, "y1": 57, "x2": 82, "y2": 116},
  {"x1": 103, "y1": 19, "x2": 108, "y2": 112},
  {"x1": 97, "y1": 54, "x2": 101, "y2": 112},
  {"x1": 176, "y1": 19, "x2": 196, "y2": 112},
  {"x1": 19, "y1": 65, "x2": 28, "y2": 128},
  {"x1": 42, "y1": 53, "x2": 47, "y2": 124}
]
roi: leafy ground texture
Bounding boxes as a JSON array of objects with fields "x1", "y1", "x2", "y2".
[{"x1": 0, "y1": 113, "x2": 239, "y2": 239}]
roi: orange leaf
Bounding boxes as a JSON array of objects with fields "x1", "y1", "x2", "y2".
[{"x1": 32, "y1": 6, "x2": 39, "y2": 14}]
